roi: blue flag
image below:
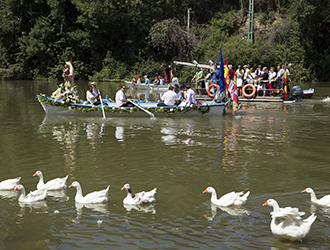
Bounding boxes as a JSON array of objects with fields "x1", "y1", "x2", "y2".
[{"x1": 219, "y1": 47, "x2": 225, "y2": 92}]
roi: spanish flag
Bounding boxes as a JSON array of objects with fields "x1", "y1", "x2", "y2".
[
  {"x1": 284, "y1": 67, "x2": 287, "y2": 100},
  {"x1": 232, "y1": 71, "x2": 239, "y2": 115},
  {"x1": 224, "y1": 58, "x2": 229, "y2": 97}
]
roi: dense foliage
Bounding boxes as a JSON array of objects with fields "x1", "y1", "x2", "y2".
[{"x1": 0, "y1": 0, "x2": 329, "y2": 82}]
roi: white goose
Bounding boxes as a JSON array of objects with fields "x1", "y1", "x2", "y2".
[
  {"x1": 121, "y1": 184, "x2": 156, "y2": 205},
  {"x1": 33, "y1": 170, "x2": 68, "y2": 190},
  {"x1": 69, "y1": 181, "x2": 110, "y2": 203},
  {"x1": 14, "y1": 184, "x2": 48, "y2": 203},
  {"x1": 302, "y1": 187, "x2": 330, "y2": 206},
  {"x1": 0, "y1": 177, "x2": 21, "y2": 190},
  {"x1": 203, "y1": 187, "x2": 250, "y2": 206},
  {"x1": 263, "y1": 199, "x2": 317, "y2": 241}
]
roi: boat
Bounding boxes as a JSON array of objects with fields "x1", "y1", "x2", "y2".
[
  {"x1": 124, "y1": 81, "x2": 168, "y2": 91},
  {"x1": 37, "y1": 94, "x2": 227, "y2": 117},
  {"x1": 302, "y1": 88, "x2": 314, "y2": 98}
]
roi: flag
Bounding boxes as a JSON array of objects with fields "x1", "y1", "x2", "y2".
[
  {"x1": 284, "y1": 67, "x2": 287, "y2": 100},
  {"x1": 219, "y1": 48, "x2": 225, "y2": 92},
  {"x1": 169, "y1": 66, "x2": 173, "y2": 82},
  {"x1": 232, "y1": 71, "x2": 239, "y2": 115},
  {"x1": 162, "y1": 64, "x2": 168, "y2": 84},
  {"x1": 224, "y1": 58, "x2": 229, "y2": 97}
]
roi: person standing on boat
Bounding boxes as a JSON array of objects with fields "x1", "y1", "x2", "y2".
[
  {"x1": 115, "y1": 85, "x2": 134, "y2": 107},
  {"x1": 63, "y1": 61, "x2": 74, "y2": 87},
  {"x1": 185, "y1": 85, "x2": 196, "y2": 106},
  {"x1": 191, "y1": 66, "x2": 203, "y2": 95},
  {"x1": 170, "y1": 74, "x2": 179, "y2": 86},
  {"x1": 144, "y1": 75, "x2": 150, "y2": 85},
  {"x1": 136, "y1": 75, "x2": 141, "y2": 84},
  {"x1": 236, "y1": 65, "x2": 244, "y2": 96},
  {"x1": 275, "y1": 65, "x2": 284, "y2": 90},
  {"x1": 157, "y1": 85, "x2": 178, "y2": 106},
  {"x1": 268, "y1": 67, "x2": 277, "y2": 89},
  {"x1": 86, "y1": 85, "x2": 101, "y2": 105}
]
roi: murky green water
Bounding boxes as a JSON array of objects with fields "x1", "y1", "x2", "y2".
[{"x1": 0, "y1": 80, "x2": 330, "y2": 249}]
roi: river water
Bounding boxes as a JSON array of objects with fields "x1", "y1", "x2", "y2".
[{"x1": 0, "y1": 80, "x2": 330, "y2": 249}]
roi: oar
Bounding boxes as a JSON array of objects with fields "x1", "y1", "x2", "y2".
[
  {"x1": 98, "y1": 90, "x2": 106, "y2": 119},
  {"x1": 129, "y1": 100, "x2": 155, "y2": 119}
]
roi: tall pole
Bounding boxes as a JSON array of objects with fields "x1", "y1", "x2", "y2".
[
  {"x1": 187, "y1": 8, "x2": 190, "y2": 40},
  {"x1": 247, "y1": 0, "x2": 254, "y2": 45}
]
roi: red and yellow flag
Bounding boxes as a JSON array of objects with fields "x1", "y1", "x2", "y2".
[
  {"x1": 284, "y1": 67, "x2": 287, "y2": 100},
  {"x1": 169, "y1": 66, "x2": 173, "y2": 82},
  {"x1": 232, "y1": 71, "x2": 239, "y2": 115},
  {"x1": 224, "y1": 58, "x2": 229, "y2": 97}
]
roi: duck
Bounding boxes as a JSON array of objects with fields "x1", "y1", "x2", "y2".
[
  {"x1": 302, "y1": 187, "x2": 330, "y2": 206},
  {"x1": 263, "y1": 199, "x2": 317, "y2": 241},
  {"x1": 203, "y1": 187, "x2": 250, "y2": 206},
  {"x1": 33, "y1": 170, "x2": 68, "y2": 190},
  {"x1": 14, "y1": 184, "x2": 48, "y2": 203},
  {"x1": 0, "y1": 177, "x2": 21, "y2": 190},
  {"x1": 121, "y1": 184, "x2": 156, "y2": 205},
  {"x1": 69, "y1": 181, "x2": 110, "y2": 203}
]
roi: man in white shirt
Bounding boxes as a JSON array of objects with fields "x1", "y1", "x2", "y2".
[
  {"x1": 115, "y1": 85, "x2": 134, "y2": 107},
  {"x1": 157, "y1": 85, "x2": 178, "y2": 106},
  {"x1": 86, "y1": 85, "x2": 101, "y2": 105},
  {"x1": 170, "y1": 74, "x2": 179, "y2": 86}
]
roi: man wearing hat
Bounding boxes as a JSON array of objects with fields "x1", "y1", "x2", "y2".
[
  {"x1": 144, "y1": 75, "x2": 150, "y2": 85},
  {"x1": 91, "y1": 82, "x2": 98, "y2": 96}
]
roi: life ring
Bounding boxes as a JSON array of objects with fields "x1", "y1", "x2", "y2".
[
  {"x1": 242, "y1": 84, "x2": 256, "y2": 98},
  {"x1": 207, "y1": 84, "x2": 220, "y2": 98}
]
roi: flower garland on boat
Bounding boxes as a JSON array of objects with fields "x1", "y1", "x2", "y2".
[
  {"x1": 50, "y1": 82, "x2": 80, "y2": 104},
  {"x1": 38, "y1": 94, "x2": 210, "y2": 114}
]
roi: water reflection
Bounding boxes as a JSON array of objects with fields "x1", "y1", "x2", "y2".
[
  {"x1": 123, "y1": 203, "x2": 156, "y2": 214},
  {"x1": 204, "y1": 203, "x2": 249, "y2": 221},
  {"x1": 75, "y1": 202, "x2": 109, "y2": 219},
  {"x1": 0, "y1": 190, "x2": 18, "y2": 199},
  {"x1": 18, "y1": 201, "x2": 48, "y2": 216},
  {"x1": 115, "y1": 126, "x2": 125, "y2": 142},
  {"x1": 47, "y1": 190, "x2": 69, "y2": 202}
]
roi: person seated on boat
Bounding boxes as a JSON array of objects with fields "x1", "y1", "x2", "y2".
[
  {"x1": 131, "y1": 76, "x2": 137, "y2": 86},
  {"x1": 173, "y1": 84, "x2": 182, "y2": 106},
  {"x1": 86, "y1": 85, "x2": 101, "y2": 106},
  {"x1": 115, "y1": 85, "x2": 134, "y2": 107},
  {"x1": 91, "y1": 82, "x2": 99, "y2": 96},
  {"x1": 170, "y1": 74, "x2": 179, "y2": 86},
  {"x1": 144, "y1": 75, "x2": 150, "y2": 85},
  {"x1": 153, "y1": 75, "x2": 160, "y2": 85},
  {"x1": 159, "y1": 75, "x2": 165, "y2": 85},
  {"x1": 157, "y1": 85, "x2": 178, "y2": 107},
  {"x1": 184, "y1": 85, "x2": 196, "y2": 106},
  {"x1": 136, "y1": 75, "x2": 141, "y2": 84},
  {"x1": 236, "y1": 65, "x2": 244, "y2": 96}
]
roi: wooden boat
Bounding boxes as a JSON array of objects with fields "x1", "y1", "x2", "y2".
[
  {"x1": 37, "y1": 95, "x2": 227, "y2": 117},
  {"x1": 302, "y1": 88, "x2": 314, "y2": 98},
  {"x1": 124, "y1": 81, "x2": 168, "y2": 91}
]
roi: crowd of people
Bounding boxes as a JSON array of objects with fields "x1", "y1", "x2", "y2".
[{"x1": 195, "y1": 63, "x2": 290, "y2": 97}]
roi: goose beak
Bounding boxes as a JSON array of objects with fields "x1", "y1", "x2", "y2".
[
  {"x1": 203, "y1": 189, "x2": 208, "y2": 193},
  {"x1": 69, "y1": 184, "x2": 73, "y2": 188},
  {"x1": 33, "y1": 173, "x2": 37, "y2": 177},
  {"x1": 14, "y1": 187, "x2": 18, "y2": 191},
  {"x1": 121, "y1": 186, "x2": 126, "y2": 190},
  {"x1": 302, "y1": 189, "x2": 307, "y2": 193},
  {"x1": 262, "y1": 201, "x2": 268, "y2": 206}
]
